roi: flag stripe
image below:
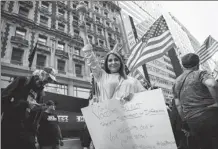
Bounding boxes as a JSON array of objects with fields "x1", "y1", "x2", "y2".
[
  {"x1": 200, "y1": 43, "x2": 218, "y2": 64},
  {"x1": 126, "y1": 15, "x2": 175, "y2": 72},
  {"x1": 132, "y1": 42, "x2": 175, "y2": 72},
  {"x1": 196, "y1": 36, "x2": 218, "y2": 65},
  {"x1": 199, "y1": 42, "x2": 218, "y2": 60},
  {"x1": 127, "y1": 42, "x2": 144, "y2": 70},
  {"x1": 138, "y1": 34, "x2": 173, "y2": 59},
  {"x1": 198, "y1": 43, "x2": 214, "y2": 58},
  {"x1": 145, "y1": 31, "x2": 171, "y2": 47},
  {"x1": 128, "y1": 42, "x2": 150, "y2": 70},
  {"x1": 196, "y1": 45, "x2": 206, "y2": 56},
  {"x1": 127, "y1": 40, "x2": 143, "y2": 67},
  {"x1": 131, "y1": 36, "x2": 174, "y2": 71},
  {"x1": 128, "y1": 33, "x2": 172, "y2": 71}
]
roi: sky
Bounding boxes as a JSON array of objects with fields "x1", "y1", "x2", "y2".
[{"x1": 159, "y1": 1, "x2": 218, "y2": 61}]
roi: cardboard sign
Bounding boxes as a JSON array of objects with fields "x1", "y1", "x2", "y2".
[{"x1": 82, "y1": 89, "x2": 177, "y2": 149}]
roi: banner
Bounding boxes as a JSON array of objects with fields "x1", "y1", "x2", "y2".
[
  {"x1": 121, "y1": 11, "x2": 136, "y2": 49},
  {"x1": 82, "y1": 89, "x2": 177, "y2": 149}
]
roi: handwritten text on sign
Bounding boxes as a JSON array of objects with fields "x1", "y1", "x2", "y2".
[{"x1": 82, "y1": 89, "x2": 177, "y2": 149}]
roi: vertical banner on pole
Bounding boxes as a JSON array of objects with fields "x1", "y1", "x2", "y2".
[{"x1": 120, "y1": 11, "x2": 136, "y2": 49}]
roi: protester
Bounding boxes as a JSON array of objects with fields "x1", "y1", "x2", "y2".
[
  {"x1": 79, "y1": 28, "x2": 146, "y2": 103},
  {"x1": 173, "y1": 53, "x2": 218, "y2": 149},
  {"x1": 37, "y1": 100, "x2": 63, "y2": 149},
  {"x1": 1, "y1": 67, "x2": 57, "y2": 149}
]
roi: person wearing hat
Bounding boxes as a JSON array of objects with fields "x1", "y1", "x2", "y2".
[
  {"x1": 173, "y1": 53, "x2": 218, "y2": 149},
  {"x1": 37, "y1": 100, "x2": 63, "y2": 149},
  {"x1": 1, "y1": 67, "x2": 57, "y2": 149}
]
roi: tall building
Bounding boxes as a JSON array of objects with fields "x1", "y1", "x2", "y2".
[
  {"x1": 1, "y1": 1, "x2": 124, "y2": 99},
  {"x1": 118, "y1": 1, "x2": 177, "y2": 102},
  {"x1": 168, "y1": 13, "x2": 213, "y2": 73},
  {"x1": 118, "y1": 1, "x2": 206, "y2": 102}
]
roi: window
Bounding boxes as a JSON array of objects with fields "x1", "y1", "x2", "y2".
[
  {"x1": 40, "y1": 15, "x2": 48, "y2": 25},
  {"x1": 73, "y1": 16, "x2": 78, "y2": 21},
  {"x1": 73, "y1": 87, "x2": 90, "y2": 99},
  {"x1": 86, "y1": 23, "x2": 91, "y2": 30},
  {"x1": 95, "y1": 6, "x2": 99, "y2": 12},
  {"x1": 41, "y1": 1, "x2": 49, "y2": 8},
  {"x1": 99, "y1": 40, "x2": 104, "y2": 46},
  {"x1": 108, "y1": 33, "x2": 112, "y2": 38},
  {"x1": 115, "y1": 27, "x2": 119, "y2": 32},
  {"x1": 104, "y1": 12, "x2": 108, "y2": 17},
  {"x1": 36, "y1": 54, "x2": 46, "y2": 69},
  {"x1": 88, "y1": 35, "x2": 93, "y2": 44},
  {"x1": 106, "y1": 22, "x2": 110, "y2": 27},
  {"x1": 15, "y1": 27, "x2": 26, "y2": 38},
  {"x1": 74, "y1": 47, "x2": 80, "y2": 55},
  {"x1": 57, "y1": 59, "x2": 65, "y2": 73},
  {"x1": 74, "y1": 29, "x2": 79, "y2": 36},
  {"x1": 96, "y1": 17, "x2": 100, "y2": 22},
  {"x1": 11, "y1": 48, "x2": 24, "y2": 65},
  {"x1": 72, "y1": 3, "x2": 77, "y2": 8},
  {"x1": 57, "y1": 41, "x2": 65, "y2": 50},
  {"x1": 58, "y1": 22, "x2": 65, "y2": 31},
  {"x1": 110, "y1": 44, "x2": 113, "y2": 50},
  {"x1": 58, "y1": 8, "x2": 65, "y2": 16},
  {"x1": 18, "y1": 7, "x2": 29, "y2": 17},
  {"x1": 97, "y1": 28, "x2": 102, "y2": 35},
  {"x1": 75, "y1": 64, "x2": 82, "y2": 76},
  {"x1": 38, "y1": 34, "x2": 47, "y2": 45}
]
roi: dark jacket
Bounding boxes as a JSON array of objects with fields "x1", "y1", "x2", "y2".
[
  {"x1": 80, "y1": 123, "x2": 92, "y2": 147},
  {"x1": 1, "y1": 76, "x2": 45, "y2": 149}
]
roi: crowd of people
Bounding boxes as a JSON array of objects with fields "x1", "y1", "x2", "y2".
[{"x1": 1, "y1": 26, "x2": 218, "y2": 149}]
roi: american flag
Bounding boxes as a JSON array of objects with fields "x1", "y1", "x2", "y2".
[
  {"x1": 131, "y1": 69, "x2": 149, "y2": 86},
  {"x1": 126, "y1": 15, "x2": 175, "y2": 72},
  {"x1": 125, "y1": 65, "x2": 150, "y2": 88},
  {"x1": 196, "y1": 35, "x2": 218, "y2": 64}
]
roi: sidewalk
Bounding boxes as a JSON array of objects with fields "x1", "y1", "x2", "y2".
[{"x1": 60, "y1": 138, "x2": 83, "y2": 149}]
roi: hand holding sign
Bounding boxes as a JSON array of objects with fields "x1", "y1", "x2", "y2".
[{"x1": 82, "y1": 89, "x2": 177, "y2": 149}]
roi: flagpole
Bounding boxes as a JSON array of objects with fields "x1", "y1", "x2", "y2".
[{"x1": 28, "y1": 42, "x2": 38, "y2": 76}]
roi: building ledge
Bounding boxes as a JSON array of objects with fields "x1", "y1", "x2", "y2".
[{"x1": 11, "y1": 36, "x2": 29, "y2": 47}]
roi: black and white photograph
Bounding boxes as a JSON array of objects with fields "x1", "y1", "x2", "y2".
[{"x1": 1, "y1": 1, "x2": 218, "y2": 149}]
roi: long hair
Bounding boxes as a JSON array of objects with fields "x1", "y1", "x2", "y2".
[{"x1": 104, "y1": 52, "x2": 127, "y2": 79}]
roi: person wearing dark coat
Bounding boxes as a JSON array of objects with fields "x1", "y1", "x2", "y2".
[{"x1": 1, "y1": 67, "x2": 57, "y2": 149}]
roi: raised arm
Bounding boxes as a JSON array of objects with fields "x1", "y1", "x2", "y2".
[{"x1": 79, "y1": 28, "x2": 103, "y2": 80}]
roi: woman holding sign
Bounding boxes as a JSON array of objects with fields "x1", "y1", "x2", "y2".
[{"x1": 79, "y1": 28, "x2": 145, "y2": 104}]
